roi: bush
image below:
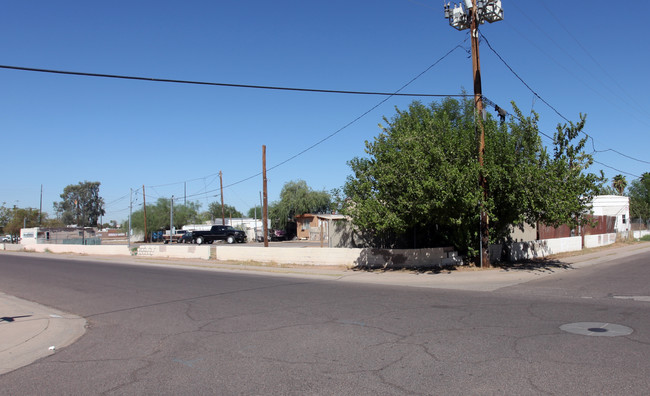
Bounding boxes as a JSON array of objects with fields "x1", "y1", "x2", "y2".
[{"x1": 640, "y1": 234, "x2": 650, "y2": 242}]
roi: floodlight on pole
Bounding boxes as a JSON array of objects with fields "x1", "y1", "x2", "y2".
[{"x1": 443, "y1": 0, "x2": 503, "y2": 30}]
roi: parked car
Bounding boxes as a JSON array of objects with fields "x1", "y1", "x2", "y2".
[
  {"x1": 179, "y1": 231, "x2": 194, "y2": 244},
  {"x1": 1, "y1": 235, "x2": 11, "y2": 243},
  {"x1": 162, "y1": 230, "x2": 187, "y2": 244}
]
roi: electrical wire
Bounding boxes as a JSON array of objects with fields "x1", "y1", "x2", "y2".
[
  {"x1": 480, "y1": 32, "x2": 650, "y2": 167},
  {"x1": 147, "y1": 40, "x2": 471, "y2": 199},
  {"x1": 0, "y1": 64, "x2": 468, "y2": 98}
]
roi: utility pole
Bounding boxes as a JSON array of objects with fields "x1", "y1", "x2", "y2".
[
  {"x1": 128, "y1": 188, "x2": 132, "y2": 248},
  {"x1": 142, "y1": 185, "x2": 148, "y2": 243},
  {"x1": 219, "y1": 171, "x2": 225, "y2": 226},
  {"x1": 39, "y1": 184, "x2": 43, "y2": 225},
  {"x1": 170, "y1": 195, "x2": 174, "y2": 241},
  {"x1": 262, "y1": 146, "x2": 269, "y2": 247},
  {"x1": 444, "y1": 0, "x2": 503, "y2": 268}
]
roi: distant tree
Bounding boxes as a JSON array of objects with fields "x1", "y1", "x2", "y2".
[
  {"x1": 629, "y1": 172, "x2": 650, "y2": 221},
  {"x1": 4, "y1": 207, "x2": 40, "y2": 236},
  {"x1": 247, "y1": 205, "x2": 263, "y2": 219},
  {"x1": 54, "y1": 181, "x2": 105, "y2": 227},
  {"x1": 128, "y1": 198, "x2": 201, "y2": 232},
  {"x1": 0, "y1": 203, "x2": 10, "y2": 234},
  {"x1": 612, "y1": 174, "x2": 627, "y2": 195},
  {"x1": 204, "y1": 202, "x2": 243, "y2": 221},
  {"x1": 269, "y1": 180, "x2": 331, "y2": 229}
]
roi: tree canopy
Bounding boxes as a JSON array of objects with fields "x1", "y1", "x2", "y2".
[
  {"x1": 629, "y1": 172, "x2": 650, "y2": 221},
  {"x1": 269, "y1": 180, "x2": 331, "y2": 229},
  {"x1": 342, "y1": 98, "x2": 603, "y2": 255},
  {"x1": 54, "y1": 181, "x2": 106, "y2": 227},
  {"x1": 127, "y1": 198, "x2": 201, "y2": 232},
  {"x1": 205, "y1": 202, "x2": 243, "y2": 220}
]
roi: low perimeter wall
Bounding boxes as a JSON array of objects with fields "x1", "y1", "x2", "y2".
[
  {"x1": 2, "y1": 243, "x2": 131, "y2": 255},
  {"x1": 1, "y1": 243, "x2": 211, "y2": 260},
  {"x1": 509, "y1": 236, "x2": 582, "y2": 261},
  {"x1": 215, "y1": 246, "x2": 461, "y2": 269},
  {"x1": 135, "y1": 244, "x2": 211, "y2": 260},
  {"x1": 634, "y1": 230, "x2": 650, "y2": 239},
  {"x1": 584, "y1": 233, "x2": 616, "y2": 249}
]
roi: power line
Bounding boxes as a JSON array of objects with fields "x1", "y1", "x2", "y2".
[
  {"x1": 592, "y1": 161, "x2": 641, "y2": 179},
  {"x1": 0, "y1": 64, "x2": 468, "y2": 98},
  {"x1": 479, "y1": 32, "x2": 650, "y2": 167},
  {"x1": 133, "y1": 40, "x2": 471, "y2": 201}
]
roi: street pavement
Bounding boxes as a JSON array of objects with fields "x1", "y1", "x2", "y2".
[{"x1": 0, "y1": 242, "x2": 648, "y2": 377}]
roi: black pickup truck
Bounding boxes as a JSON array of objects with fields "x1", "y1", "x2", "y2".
[{"x1": 186, "y1": 225, "x2": 247, "y2": 245}]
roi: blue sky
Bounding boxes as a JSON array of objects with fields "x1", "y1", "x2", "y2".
[{"x1": 1, "y1": 0, "x2": 648, "y2": 224}]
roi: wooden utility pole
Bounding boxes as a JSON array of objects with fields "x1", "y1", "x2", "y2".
[
  {"x1": 219, "y1": 171, "x2": 225, "y2": 226},
  {"x1": 262, "y1": 145, "x2": 269, "y2": 247},
  {"x1": 142, "y1": 185, "x2": 148, "y2": 243},
  {"x1": 470, "y1": 1, "x2": 490, "y2": 268},
  {"x1": 444, "y1": 1, "x2": 502, "y2": 268}
]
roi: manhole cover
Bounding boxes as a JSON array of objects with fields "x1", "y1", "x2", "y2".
[{"x1": 560, "y1": 322, "x2": 633, "y2": 337}]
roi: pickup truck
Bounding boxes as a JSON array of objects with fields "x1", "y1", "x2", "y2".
[{"x1": 187, "y1": 225, "x2": 247, "y2": 245}]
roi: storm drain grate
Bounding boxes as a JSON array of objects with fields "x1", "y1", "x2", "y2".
[{"x1": 560, "y1": 322, "x2": 633, "y2": 337}]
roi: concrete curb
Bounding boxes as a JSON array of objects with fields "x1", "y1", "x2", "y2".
[{"x1": 0, "y1": 292, "x2": 86, "y2": 375}]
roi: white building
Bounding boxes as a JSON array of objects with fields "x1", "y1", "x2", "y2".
[{"x1": 590, "y1": 195, "x2": 630, "y2": 233}]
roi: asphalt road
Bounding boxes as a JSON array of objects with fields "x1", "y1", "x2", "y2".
[{"x1": 0, "y1": 251, "x2": 649, "y2": 395}]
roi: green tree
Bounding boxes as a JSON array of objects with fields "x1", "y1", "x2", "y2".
[
  {"x1": 342, "y1": 98, "x2": 603, "y2": 254},
  {"x1": 612, "y1": 174, "x2": 627, "y2": 195},
  {"x1": 54, "y1": 181, "x2": 106, "y2": 226},
  {"x1": 204, "y1": 202, "x2": 243, "y2": 220},
  {"x1": 128, "y1": 198, "x2": 202, "y2": 232},
  {"x1": 247, "y1": 205, "x2": 263, "y2": 219},
  {"x1": 4, "y1": 207, "x2": 40, "y2": 236},
  {"x1": 0, "y1": 202, "x2": 10, "y2": 234},
  {"x1": 269, "y1": 180, "x2": 331, "y2": 228},
  {"x1": 629, "y1": 172, "x2": 650, "y2": 221}
]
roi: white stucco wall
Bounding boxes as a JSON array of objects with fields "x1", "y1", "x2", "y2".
[{"x1": 509, "y1": 236, "x2": 583, "y2": 261}]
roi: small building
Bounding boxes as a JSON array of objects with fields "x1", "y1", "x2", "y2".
[
  {"x1": 294, "y1": 214, "x2": 348, "y2": 245},
  {"x1": 20, "y1": 227, "x2": 100, "y2": 245},
  {"x1": 590, "y1": 195, "x2": 630, "y2": 233}
]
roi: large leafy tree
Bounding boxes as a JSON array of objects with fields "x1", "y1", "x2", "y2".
[
  {"x1": 342, "y1": 98, "x2": 603, "y2": 254},
  {"x1": 269, "y1": 180, "x2": 331, "y2": 228},
  {"x1": 629, "y1": 172, "x2": 650, "y2": 221},
  {"x1": 54, "y1": 181, "x2": 106, "y2": 227}
]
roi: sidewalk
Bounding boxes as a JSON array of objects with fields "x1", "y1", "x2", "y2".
[{"x1": 1, "y1": 242, "x2": 648, "y2": 376}]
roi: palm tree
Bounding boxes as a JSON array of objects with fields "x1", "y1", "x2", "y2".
[{"x1": 613, "y1": 174, "x2": 627, "y2": 195}]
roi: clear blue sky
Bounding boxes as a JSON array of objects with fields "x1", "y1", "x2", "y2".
[{"x1": 2, "y1": 0, "x2": 648, "y2": 224}]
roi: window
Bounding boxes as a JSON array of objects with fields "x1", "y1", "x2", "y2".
[{"x1": 622, "y1": 214, "x2": 626, "y2": 224}]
